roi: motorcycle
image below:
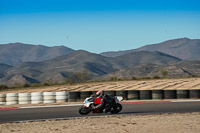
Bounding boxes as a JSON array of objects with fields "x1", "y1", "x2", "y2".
[{"x1": 79, "y1": 95, "x2": 123, "y2": 115}]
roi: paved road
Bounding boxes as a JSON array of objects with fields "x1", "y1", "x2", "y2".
[{"x1": 0, "y1": 101, "x2": 200, "y2": 122}]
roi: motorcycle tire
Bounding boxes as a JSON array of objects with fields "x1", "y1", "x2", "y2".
[
  {"x1": 79, "y1": 106, "x2": 90, "y2": 115},
  {"x1": 110, "y1": 103, "x2": 122, "y2": 114}
]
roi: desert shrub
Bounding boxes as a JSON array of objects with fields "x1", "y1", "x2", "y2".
[
  {"x1": 23, "y1": 84, "x2": 30, "y2": 88},
  {"x1": 131, "y1": 76, "x2": 137, "y2": 80},
  {"x1": 66, "y1": 69, "x2": 90, "y2": 84},
  {"x1": 141, "y1": 77, "x2": 151, "y2": 80},
  {"x1": 43, "y1": 82, "x2": 51, "y2": 86},
  {"x1": 66, "y1": 77, "x2": 75, "y2": 85},
  {"x1": 110, "y1": 76, "x2": 118, "y2": 81},
  {"x1": 161, "y1": 69, "x2": 168, "y2": 77},
  {"x1": 0, "y1": 85, "x2": 8, "y2": 90},
  {"x1": 191, "y1": 74, "x2": 198, "y2": 77},
  {"x1": 122, "y1": 77, "x2": 129, "y2": 81},
  {"x1": 153, "y1": 75, "x2": 161, "y2": 79},
  {"x1": 31, "y1": 83, "x2": 43, "y2": 87}
]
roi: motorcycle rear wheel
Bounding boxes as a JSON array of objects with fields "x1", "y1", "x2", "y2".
[
  {"x1": 79, "y1": 106, "x2": 90, "y2": 115},
  {"x1": 110, "y1": 103, "x2": 122, "y2": 114}
]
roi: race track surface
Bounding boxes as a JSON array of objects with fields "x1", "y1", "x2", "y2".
[{"x1": 1, "y1": 101, "x2": 200, "y2": 123}]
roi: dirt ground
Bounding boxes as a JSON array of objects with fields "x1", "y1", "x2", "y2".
[
  {"x1": 1, "y1": 78, "x2": 200, "y2": 94},
  {"x1": 0, "y1": 113, "x2": 200, "y2": 133}
]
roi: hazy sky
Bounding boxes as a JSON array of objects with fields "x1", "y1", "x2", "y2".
[{"x1": 0, "y1": 0, "x2": 200, "y2": 53}]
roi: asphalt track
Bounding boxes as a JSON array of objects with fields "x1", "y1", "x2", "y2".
[{"x1": 0, "y1": 101, "x2": 200, "y2": 123}]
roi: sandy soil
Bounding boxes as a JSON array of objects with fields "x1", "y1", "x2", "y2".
[
  {"x1": 1, "y1": 78, "x2": 200, "y2": 94},
  {"x1": 1, "y1": 113, "x2": 200, "y2": 133}
]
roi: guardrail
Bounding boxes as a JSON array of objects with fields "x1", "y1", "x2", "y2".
[{"x1": 0, "y1": 90, "x2": 200, "y2": 105}]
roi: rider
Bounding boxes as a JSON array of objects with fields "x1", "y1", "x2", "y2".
[{"x1": 92, "y1": 90, "x2": 113, "y2": 113}]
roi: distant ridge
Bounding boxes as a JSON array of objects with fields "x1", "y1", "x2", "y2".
[
  {"x1": 1, "y1": 38, "x2": 200, "y2": 86},
  {"x1": 0, "y1": 50, "x2": 182, "y2": 86},
  {"x1": 100, "y1": 60, "x2": 200, "y2": 79},
  {"x1": 0, "y1": 42, "x2": 75, "y2": 66},
  {"x1": 101, "y1": 38, "x2": 200, "y2": 60}
]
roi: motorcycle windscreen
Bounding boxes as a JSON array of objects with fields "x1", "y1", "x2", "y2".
[{"x1": 115, "y1": 96, "x2": 123, "y2": 102}]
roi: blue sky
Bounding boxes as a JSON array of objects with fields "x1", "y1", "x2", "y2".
[{"x1": 0, "y1": 0, "x2": 200, "y2": 53}]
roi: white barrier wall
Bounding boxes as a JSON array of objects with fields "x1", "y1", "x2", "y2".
[
  {"x1": 0, "y1": 93, "x2": 6, "y2": 105},
  {"x1": 0, "y1": 91, "x2": 69, "y2": 105},
  {"x1": 43, "y1": 92, "x2": 56, "y2": 103},
  {"x1": 0, "y1": 90, "x2": 200, "y2": 105},
  {"x1": 31, "y1": 92, "x2": 43, "y2": 104},
  {"x1": 6, "y1": 93, "x2": 18, "y2": 105},
  {"x1": 18, "y1": 93, "x2": 31, "y2": 104},
  {"x1": 56, "y1": 91, "x2": 69, "y2": 103}
]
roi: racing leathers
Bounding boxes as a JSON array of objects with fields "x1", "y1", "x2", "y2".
[{"x1": 94, "y1": 94, "x2": 113, "y2": 113}]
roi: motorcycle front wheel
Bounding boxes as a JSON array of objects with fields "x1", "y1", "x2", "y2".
[{"x1": 79, "y1": 106, "x2": 90, "y2": 115}]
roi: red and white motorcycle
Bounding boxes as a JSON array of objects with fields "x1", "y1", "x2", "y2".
[{"x1": 79, "y1": 95, "x2": 123, "y2": 115}]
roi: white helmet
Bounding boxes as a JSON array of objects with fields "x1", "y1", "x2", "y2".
[{"x1": 96, "y1": 90, "x2": 104, "y2": 97}]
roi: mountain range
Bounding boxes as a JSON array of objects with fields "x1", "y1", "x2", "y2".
[
  {"x1": 0, "y1": 43, "x2": 75, "y2": 66},
  {"x1": 101, "y1": 38, "x2": 200, "y2": 60},
  {"x1": 0, "y1": 38, "x2": 200, "y2": 86}
]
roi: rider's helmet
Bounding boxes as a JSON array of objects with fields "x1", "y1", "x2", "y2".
[{"x1": 96, "y1": 90, "x2": 104, "y2": 98}]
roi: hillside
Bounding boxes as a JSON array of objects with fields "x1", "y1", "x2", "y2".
[
  {"x1": 101, "y1": 38, "x2": 200, "y2": 60},
  {"x1": 0, "y1": 43, "x2": 75, "y2": 66},
  {"x1": 113, "y1": 51, "x2": 181, "y2": 69},
  {"x1": 0, "y1": 63, "x2": 12, "y2": 78},
  {"x1": 101, "y1": 61, "x2": 200, "y2": 79},
  {"x1": 0, "y1": 50, "x2": 182, "y2": 86},
  {"x1": 1, "y1": 38, "x2": 200, "y2": 86},
  {"x1": 0, "y1": 63, "x2": 12, "y2": 73}
]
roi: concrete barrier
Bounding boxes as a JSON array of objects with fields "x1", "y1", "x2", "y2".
[
  {"x1": 152, "y1": 90, "x2": 164, "y2": 99},
  {"x1": 127, "y1": 90, "x2": 139, "y2": 100},
  {"x1": 6, "y1": 93, "x2": 18, "y2": 105},
  {"x1": 18, "y1": 93, "x2": 31, "y2": 104},
  {"x1": 177, "y1": 90, "x2": 189, "y2": 99},
  {"x1": 1, "y1": 89, "x2": 200, "y2": 105},
  {"x1": 31, "y1": 92, "x2": 43, "y2": 104},
  {"x1": 43, "y1": 92, "x2": 56, "y2": 103},
  {"x1": 140, "y1": 90, "x2": 152, "y2": 100},
  {"x1": 105, "y1": 91, "x2": 116, "y2": 97},
  {"x1": 189, "y1": 90, "x2": 200, "y2": 98},
  {"x1": 116, "y1": 91, "x2": 128, "y2": 100},
  {"x1": 0, "y1": 93, "x2": 6, "y2": 98},
  {"x1": 80, "y1": 91, "x2": 92, "y2": 101},
  {"x1": 0, "y1": 97, "x2": 6, "y2": 102},
  {"x1": 56, "y1": 91, "x2": 69, "y2": 102},
  {"x1": 69, "y1": 92, "x2": 80, "y2": 102},
  {"x1": 164, "y1": 90, "x2": 176, "y2": 99},
  {"x1": 0, "y1": 94, "x2": 6, "y2": 105}
]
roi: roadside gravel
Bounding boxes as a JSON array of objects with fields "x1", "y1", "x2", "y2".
[{"x1": 1, "y1": 112, "x2": 200, "y2": 133}]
